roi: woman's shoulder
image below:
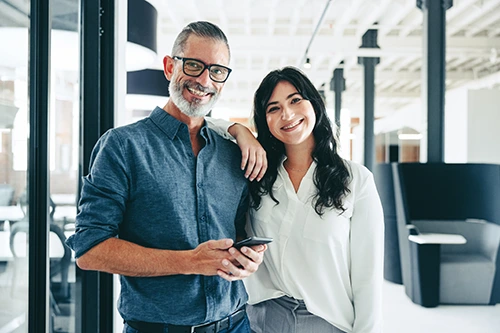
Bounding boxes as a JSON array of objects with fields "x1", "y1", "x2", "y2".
[
  {"x1": 341, "y1": 160, "x2": 375, "y2": 194},
  {"x1": 342, "y1": 159, "x2": 372, "y2": 179}
]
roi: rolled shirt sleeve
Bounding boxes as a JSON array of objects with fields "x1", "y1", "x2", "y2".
[
  {"x1": 66, "y1": 108, "x2": 250, "y2": 324},
  {"x1": 66, "y1": 129, "x2": 129, "y2": 258}
]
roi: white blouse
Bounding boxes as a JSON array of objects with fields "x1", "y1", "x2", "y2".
[
  {"x1": 244, "y1": 159, "x2": 384, "y2": 333},
  {"x1": 205, "y1": 118, "x2": 384, "y2": 332}
]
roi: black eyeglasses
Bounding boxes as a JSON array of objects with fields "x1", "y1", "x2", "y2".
[{"x1": 173, "y1": 56, "x2": 232, "y2": 83}]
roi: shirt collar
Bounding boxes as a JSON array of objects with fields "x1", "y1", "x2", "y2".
[
  {"x1": 277, "y1": 157, "x2": 316, "y2": 188},
  {"x1": 149, "y1": 106, "x2": 211, "y2": 144}
]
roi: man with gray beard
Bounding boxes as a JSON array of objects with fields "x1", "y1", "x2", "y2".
[{"x1": 66, "y1": 21, "x2": 266, "y2": 333}]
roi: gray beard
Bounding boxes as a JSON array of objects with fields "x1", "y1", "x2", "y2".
[{"x1": 168, "y1": 78, "x2": 219, "y2": 118}]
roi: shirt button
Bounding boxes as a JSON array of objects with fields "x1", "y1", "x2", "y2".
[
  {"x1": 200, "y1": 216, "x2": 205, "y2": 221},
  {"x1": 197, "y1": 183, "x2": 203, "y2": 188}
]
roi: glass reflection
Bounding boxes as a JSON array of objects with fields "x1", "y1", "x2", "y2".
[
  {"x1": 0, "y1": 0, "x2": 30, "y2": 331},
  {"x1": 0, "y1": 0, "x2": 80, "y2": 331},
  {"x1": 49, "y1": 0, "x2": 80, "y2": 332}
]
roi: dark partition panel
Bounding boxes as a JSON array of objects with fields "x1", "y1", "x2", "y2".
[
  {"x1": 400, "y1": 163, "x2": 500, "y2": 224},
  {"x1": 374, "y1": 163, "x2": 402, "y2": 284}
]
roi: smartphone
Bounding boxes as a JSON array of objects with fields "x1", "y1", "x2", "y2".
[{"x1": 234, "y1": 236, "x2": 273, "y2": 249}]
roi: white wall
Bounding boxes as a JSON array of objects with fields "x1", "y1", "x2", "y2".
[
  {"x1": 376, "y1": 87, "x2": 500, "y2": 165},
  {"x1": 467, "y1": 89, "x2": 500, "y2": 164},
  {"x1": 444, "y1": 87, "x2": 468, "y2": 163},
  {"x1": 444, "y1": 87, "x2": 500, "y2": 164}
]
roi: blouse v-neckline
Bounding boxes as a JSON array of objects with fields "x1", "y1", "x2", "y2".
[{"x1": 279, "y1": 160, "x2": 315, "y2": 203}]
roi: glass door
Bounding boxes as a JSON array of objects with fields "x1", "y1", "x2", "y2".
[
  {"x1": 0, "y1": 0, "x2": 31, "y2": 331},
  {"x1": 48, "y1": 0, "x2": 81, "y2": 332},
  {"x1": 0, "y1": 0, "x2": 81, "y2": 332}
]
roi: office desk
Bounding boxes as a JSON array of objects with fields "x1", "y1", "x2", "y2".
[
  {"x1": 0, "y1": 231, "x2": 72, "y2": 261},
  {"x1": 53, "y1": 206, "x2": 77, "y2": 222},
  {"x1": 0, "y1": 206, "x2": 24, "y2": 222},
  {"x1": 0, "y1": 204, "x2": 76, "y2": 224},
  {"x1": 51, "y1": 194, "x2": 76, "y2": 206}
]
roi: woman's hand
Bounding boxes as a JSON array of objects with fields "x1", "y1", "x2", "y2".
[
  {"x1": 228, "y1": 123, "x2": 268, "y2": 181},
  {"x1": 217, "y1": 244, "x2": 268, "y2": 281}
]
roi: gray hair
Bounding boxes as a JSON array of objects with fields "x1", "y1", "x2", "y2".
[{"x1": 171, "y1": 21, "x2": 230, "y2": 61}]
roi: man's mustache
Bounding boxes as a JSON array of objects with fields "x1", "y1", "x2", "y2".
[{"x1": 183, "y1": 81, "x2": 217, "y2": 95}]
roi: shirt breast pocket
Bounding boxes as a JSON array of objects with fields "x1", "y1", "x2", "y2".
[{"x1": 302, "y1": 200, "x2": 353, "y2": 246}]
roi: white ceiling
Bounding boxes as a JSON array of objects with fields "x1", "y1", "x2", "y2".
[
  {"x1": 1, "y1": 0, "x2": 499, "y2": 120},
  {"x1": 150, "y1": 0, "x2": 500, "y2": 118}
]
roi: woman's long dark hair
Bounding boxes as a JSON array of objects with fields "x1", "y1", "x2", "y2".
[{"x1": 250, "y1": 66, "x2": 351, "y2": 216}]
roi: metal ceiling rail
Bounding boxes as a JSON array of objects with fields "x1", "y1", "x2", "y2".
[{"x1": 299, "y1": 0, "x2": 332, "y2": 68}]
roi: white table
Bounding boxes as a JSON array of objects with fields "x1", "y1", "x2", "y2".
[
  {"x1": 51, "y1": 194, "x2": 77, "y2": 206},
  {"x1": 0, "y1": 230, "x2": 73, "y2": 261},
  {"x1": 0, "y1": 206, "x2": 24, "y2": 222},
  {"x1": 408, "y1": 233, "x2": 467, "y2": 245},
  {"x1": 53, "y1": 205, "x2": 77, "y2": 222}
]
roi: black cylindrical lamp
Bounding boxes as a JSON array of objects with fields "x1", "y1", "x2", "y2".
[
  {"x1": 127, "y1": 69, "x2": 169, "y2": 97},
  {"x1": 127, "y1": 0, "x2": 158, "y2": 71},
  {"x1": 128, "y1": 0, "x2": 157, "y2": 54}
]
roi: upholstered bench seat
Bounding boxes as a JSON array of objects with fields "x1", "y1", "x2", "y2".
[
  {"x1": 440, "y1": 253, "x2": 496, "y2": 304},
  {"x1": 413, "y1": 220, "x2": 500, "y2": 305}
]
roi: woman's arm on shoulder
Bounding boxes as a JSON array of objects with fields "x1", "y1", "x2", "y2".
[{"x1": 206, "y1": 117, "x2": 267, "y2": 181}]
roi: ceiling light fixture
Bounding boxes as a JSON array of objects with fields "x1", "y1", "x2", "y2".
[
  {"x1": 126, "y1": 69, "x2": 170, "y2": 120},
  {"x1": 490, "y1": 48, "x2": 498, "y2": 64},
  {"x1": 398, "y1": 133, "x2": 422, "y2": 141},
  {"x1": 304, "y1": 58, "x2": 312, "y2": 69},
  {"x1": 299, "y1": 0, "x2": 332, "y2": 69},
  {"x1": 127, "y1": 69, "x2": 169, "y2": 97}
]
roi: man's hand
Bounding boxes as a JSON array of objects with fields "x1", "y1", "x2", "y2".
[
  {"x1": 189, "y1": 239, "x2": 238, "y2": 276},
  {"x1": 228, "y1": 124, "x2": 268, "y2": 182},
  {"x1": 216, "y1": 244, "x2": 268, "y2": 282}
]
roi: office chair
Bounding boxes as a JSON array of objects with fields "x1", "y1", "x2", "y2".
[
  {"x1": 8, "y1": 196, "x2": 72, "y2": 318},
  {"x1": 0, "y1": 184, "x2": 14, "y2": 206},
  {"x1": 392, "y1": 163, "x2": 500, "y2": 307}
]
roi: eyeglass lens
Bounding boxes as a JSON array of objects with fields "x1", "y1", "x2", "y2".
[{"x1": 183, "y1": 59, "x2": 229, "y2": 82}]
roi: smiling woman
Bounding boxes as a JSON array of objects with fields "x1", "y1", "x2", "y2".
[
  {"x1": 264, "y1": 81, "x2": 316, "y2": 154},
  {"x1": 210, "y1": 66, "x2": 385, "y2": 333}
]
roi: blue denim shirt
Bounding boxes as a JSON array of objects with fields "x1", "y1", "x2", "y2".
[{"x1": 66, "y1": 107, "x2": 249, "y2": 325}]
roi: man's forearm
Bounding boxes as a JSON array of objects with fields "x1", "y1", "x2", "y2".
[{"x1": 76, "y1": 238, "x2": 193, "y2": 277}]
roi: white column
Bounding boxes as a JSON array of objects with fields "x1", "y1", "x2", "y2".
[
  {"x1": 466, "y1": 89, "x2": 500, "y2": 163},
  {"x1": 444, "y1": 87, "x2": 500, "y2": 164},
  {"x1": 114, "y1": 1, "x2": 127, "y2": 332},
  {"x1": 114, "y1": 0, "x2": 128, "y2": 128}
]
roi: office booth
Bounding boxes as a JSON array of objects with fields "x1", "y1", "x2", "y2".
[{"x1": 376, "y1": 163, "x2": 500, "y2": 308}]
